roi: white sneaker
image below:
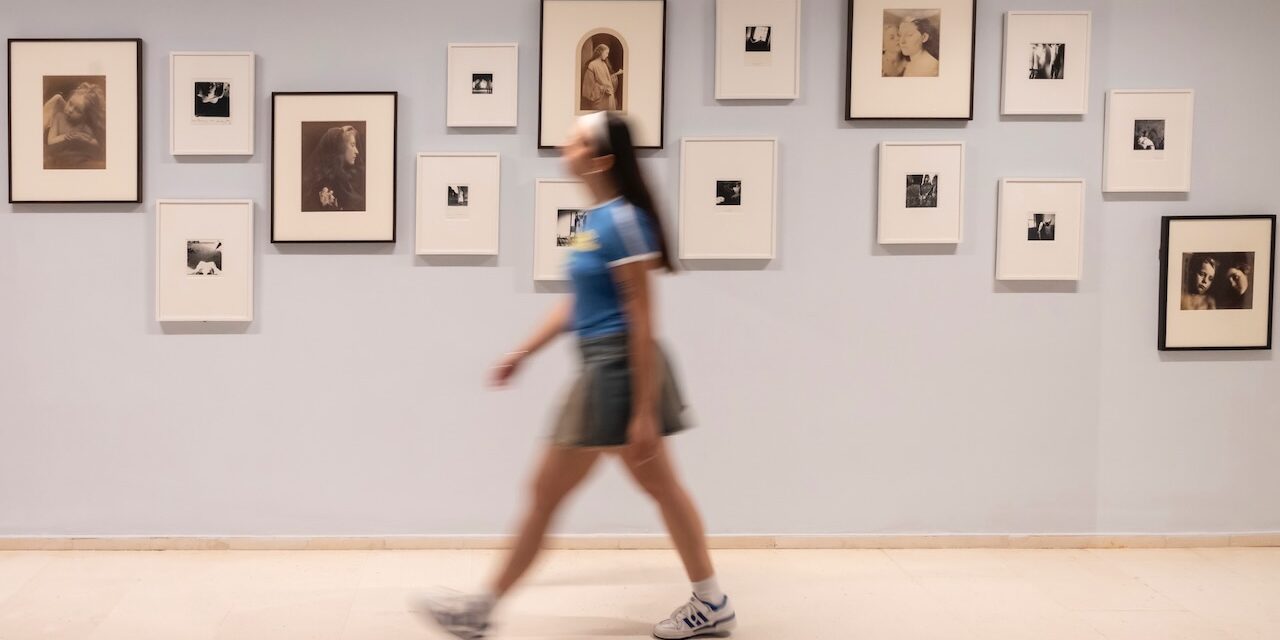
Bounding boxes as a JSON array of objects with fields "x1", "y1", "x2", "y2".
[
  {"x1": 652, "y1": 594, "x2": 737, "y2": 639},
  {"x1": 414, "y1": 591, "x2": 494, "y2": 640}
]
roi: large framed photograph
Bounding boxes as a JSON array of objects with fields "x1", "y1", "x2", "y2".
[
  {"x1": 156, "y1": 199, "x2": 254, "y2": 322},
  {"x1": 715, "y1": 0, "x2": 801, "y2": 100},
  {"x1": 996, "y1": 178, "x2": 1085, "y2": 281},
  {"x1": 8, "y1": 38, "x2": 142, "y2": 204},
  {"x1": 534, "y1": 179, "x2": 592, "y2": 281},
  {"x1": 447, "y1": 43, "x2": 518, "y2": 128},
  {"x1": 1104, "y1": 89, "x2": 1194, "y2": 193},
  {"x1": 878, "y1": 141, "x2": 964, "y2": 244},
  {"x1": 679, "y1": 137, "x2": 778, "y2": 260},
  {"x1": 170, "y1": 52, "x2": 255, "y2": 155},
  {"x1": 845, "y1": 0, "x2": 976, "y2": 120},
  {"x1": 539, "y1": 0, "x2": 667, "y2": 148},
  {"x1": 1159, "y1": 215, "x2": 1275, "y2": 351},
  {"x1": 1001, "y1": 12, "x2": 1091, "y2": 116},
  {"x1": 416, "y1": 153, "x2": 501, "y2": 255},
  {"x1": 271, "y1": 92, "x2": 397, "y2": 243}
]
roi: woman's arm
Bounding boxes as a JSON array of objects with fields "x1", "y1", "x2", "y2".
[
  {"x1": 490, "y1": 298, "x2": 573, "y2": 386},
  {"x1": 612, "y1": 260, "x2": 660, "y2": 454}
]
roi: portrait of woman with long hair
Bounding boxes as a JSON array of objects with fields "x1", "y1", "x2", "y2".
[
  {"x1": 42, "y1": 78, "x2": 107, "y2": 170},
  {"x1": 579, "y1": 32, "x2": 625, "y2": 112},
  {"x1": 301, "y1": 123, "x2": 366, "y2": 212}
]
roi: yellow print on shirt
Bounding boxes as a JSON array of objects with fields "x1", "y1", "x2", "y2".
[{"x1": 571, "y1": 230, "x2": 600, "y2": 251}]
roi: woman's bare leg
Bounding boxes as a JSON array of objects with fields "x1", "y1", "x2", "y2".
[{"x1": 618, "y1": 441, "x2": 714, "y2": 582}]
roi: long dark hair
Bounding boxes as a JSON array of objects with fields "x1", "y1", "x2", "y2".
[
  {"x1": 594, "y1": 113, "x2": 676, "y2": 272},
  {"x1": 307, "y1": 125, "x2": 360, "y2": 187}
]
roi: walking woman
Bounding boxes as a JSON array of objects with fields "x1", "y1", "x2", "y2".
[{"x1": 423, "y1": 112, "x2": 736, "y2": 640}]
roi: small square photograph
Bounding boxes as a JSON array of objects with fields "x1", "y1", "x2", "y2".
[
  {"x1": 715, "y1": 180, "x2": 742, "y2": 206},
  {"x1": 194, "y1": 81, "x2": 232, "y2": 120},
  {"x1": 882, "y1": 9, "x2": 941, "y2": 78},
  {"x1": 1181, "y1": 252, "x2": 1256, "y2": 311},
  {"x1": 300, "y1": 121, "x2": 367, "y2": 212},
  {"x1": 745, "y1": 26, "x2": 772, "y2": 52},
  {"x1": 1134, "y1": 119, "x2": 1166, "y2": 151},
  {"x1": 1027, "y1": 213, "x2": 1056, "y2": 241},
  {"x1": 472, "y1": 73, "x2": 494, "y2": 95},
  {"x1": 557, "y1": 209, "x2": 586, "y2": 246},
  {"x1": 186, "y1": 240, "x2": 223, "y2": 276},
  {"x1": 1029, "y1": 44, "x2": 1065, "y2": 80},
  {"x1": 42, "y1": 75, "x2": 107, "y2": 170},
  {"x1": 447, "y1": 185, "x2": 470, "y2": 207},
  {"x1": 905, "y1": 174, "x2": 938, "y2": 208}
]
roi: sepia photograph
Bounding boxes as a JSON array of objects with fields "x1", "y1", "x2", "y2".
[
  {"x1": 578, "y1": 30, "x2": 626, "y2": 113},
  {"x1": 447, "y1": 184, "x2": 470, "y2": 207},
  {"x1": 1029, "y1": 43, "x2": 1065, "y2": 79},
  {"x1": 472, "y1": 73, "x2": 494, "y2": 95},
  {"x1": 745, "y1": 26, "x2": 772, "y2": 52},
  {"x1": 556, "y1": 208, "x2": 587, "y2": 246},
  {"x1": 300, "y1": 121, "x2": 367, "y2": 212},
  {"x1": 882, "y1": 9, "x2": 940, "y2": 78},
  {"x1": 193, "y1": 81, "x2": 231, "y2": 120},
  {"x1": 1027, "y1": 213, "x2": 1056, "y2": 241},
  {"x1": 1181, "y1": 252, "x2": 1256, "y2": 311},
  {"x1": 905, "y1": 174, "x2": 939, "y2": 208},
  {"x1": 42, "y1": 75, "x2": 107, "y2": 170},
  {"x1": 1134, "y1": 119, "x2": 1166, "y2": 151},
  {"x1": 186, "y1": 240, "x2": 223, "y2": 276},
  {"x1": 715, "y1": 180, "x2": 742, "y2": 206}
]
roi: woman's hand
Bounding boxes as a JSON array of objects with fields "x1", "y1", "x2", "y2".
[
  {"x1": 489, "y1": 350, "x2": 528, "y2": 387},
  {"x1": 626, "y1": 408, "x2": 660, "y2": 463}
]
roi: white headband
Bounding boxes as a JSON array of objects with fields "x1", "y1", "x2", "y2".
[{"x1": 578, "y1": 112, "x2": 611, "y2": 152}]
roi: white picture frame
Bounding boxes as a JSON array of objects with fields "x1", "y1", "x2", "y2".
[
  {"x1": 715, "y1": 0, "x2": 801, "y2": 100},
  {"x1": 679, "y1": 137, "x2": 778, "y2": 260},
  {"x1": 447, "y1": 43, "x2": 518, "y2": 128},
  {"x1": 416, "y1": 153, "x2": 501, "y2": 256},
  {"x1": 169, "y1": 52, "x2": 255, "y2": 155},
  {"x1": 1001, "y1": 12, "x2": 1091, "y2": 116},
  {"x1": 996, "y1": 178, "x2": 1086, "y2": 281},
  {"x1": 156, "y1": 199, "x2": 254, "y2": 322},
  {"x1": 1103, "y1": 89, "x2": 1195, "y2": 193},
  {"x1": 534, "y1": 178, "x2": 592, "y2": 281},
  {"x1": 878, "y1": 141, "x2": 965, "y2": 244}
]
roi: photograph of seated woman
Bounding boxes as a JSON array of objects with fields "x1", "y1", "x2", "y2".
[
  {"x1": 42, "y1": 78, "x2": 107, "y2": 170},
  {"x1": 301, "y1": 123, "x2": 366, "y2": 212},
  {"x1": 882, "y1": 10, "x2": 939, "y2": 78},
  {"x1": 579, "y1": 36, "x2": 624, "y2": 112},
  {"x1": 1181, "y1": 252, "x2": 1257, "y2": 311}
]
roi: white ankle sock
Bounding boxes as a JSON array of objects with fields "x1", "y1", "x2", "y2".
[{"x1": 692, "y1": 575, "x2": 726, "y2": 605}]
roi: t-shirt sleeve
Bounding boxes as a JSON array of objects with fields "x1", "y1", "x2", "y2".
[{"x1": 598, "y1": 205, "x2": 662, "y2": 267}]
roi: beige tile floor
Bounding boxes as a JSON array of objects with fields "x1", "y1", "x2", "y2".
[{"x1": 0, "y1": 548, "x2": 1277, "y2": 639}]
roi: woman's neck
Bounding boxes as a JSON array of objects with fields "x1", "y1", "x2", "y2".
[{"x1": 582, "y1": 174, "x2": 620, "y2": 204}]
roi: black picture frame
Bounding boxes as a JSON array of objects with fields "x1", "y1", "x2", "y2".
[
  {"x1": 1158, "y1": 215, "x2": 1277, "y2": 351},
  {"x1": 269, "y1": 91, "x2": 398, "y2": 244},
  {"x1": 844, "y1": 0, "x2": 977, "y2": 121},
  {"x1": 7, "y1": 38, "x2": 143, "y2": 204}
]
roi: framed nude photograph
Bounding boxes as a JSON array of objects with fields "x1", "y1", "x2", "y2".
[
  {"x1": 539, "y1": 0, "x2": 667, "y2": 148},
  {"x1": 447, "y1": 43, "x2": 518, "y2": 128},
  {"x1": 845, "y1": 0, "x2": 976, "y2": 120},
  {"x1": 715, "y1": 0, "x2": 801, "y2": 100},
  {"x1": 679, "y1": 137, "x2": 778, "y2": 260},
  {"x1": 1159, "y1": 215, "x2": 1275, "y2": 351},
  {"x1": 877, "y1": 141, "x2": 965, "y2": 244},
  {"x1": 996, "y1": 178, "x2": 1086, "y2": 281},
  {"x1": 156, "y1": 199, "x2": 254, "y2": 322},
  {"x1": 534, "y1": 178, "x2": 592, "y2": 281},
  {"x1": 1104, "y1": 90, "x2": 1194, "y2": 193},
  {"x1": 1001, "y1": 12, "x2": 1091, "y2": 115},
  {"x1": 8, "y1": 38, "x2": 142, "y2": 203},
  {"x1": 170, "y1": 52, "x2": 255, "y2": 155},
  {"x1": 271, "y1": 92, "x2": 398, "y2": 243},
  {"x1": 416, "y1": 152, "x2": 501, "y2": 255}
]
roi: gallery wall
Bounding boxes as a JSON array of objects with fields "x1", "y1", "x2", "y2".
[{"x1": 1, "y1": 0, "x2": 1276, "y2": 537}]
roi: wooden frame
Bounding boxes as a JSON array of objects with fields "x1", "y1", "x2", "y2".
[
  {"x1": 995, "y1": 178, "x2": 1086, "y2": 281},
  {"x1": 155, "y1": 199, "x2": 254, "y2": 323},
  {"x1": 415, "y1": 152, "x2": 501, "y2": 256},
  {"x1": 1000, "y1": 11, "x2": 1092, "y2": 116},
  {"x1": 169, "y1": 51, "x2": 256, "y2": 155},
  {"x1": 715, "y1": 0, "x2": 802, "y2": 100},
  {"x1": 678, "y1": 137, "x2": 779, "y2": 260},
  {"x1": 447, "y1": 43, "x2": 519, "y2": 128}
]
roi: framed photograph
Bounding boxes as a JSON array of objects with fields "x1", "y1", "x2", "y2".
[
  {"x1": 539, "y1": 0, "x2": 667, "y2": 148},
  {"x1": 715, "y1": 0, "x2": 801, "y2": 100},
  {"x1": 1159, "y1": 215, "x2": 1275, "y2": 351},
  {"x1": 156, "y1": 199, "x2": 254, "y2": 322},
  {"x1": 845, "y1": 0, "x2": 976, "y2": 120},
  {"x1": 679, "y1": 137, "x2": 778, "y2": 260},
  {"x1": 996, "y1": 178, "x2": 1085, "y2": 281},
  {"x1": 271, "y1": 92, "x2": 398, "y2": 243},
  {"x1": 416, "y1": 153, "x2": 501, "y2": 255},
  {"x1": 170, "y1": 52, "x2": 255, "y2": 155},
  {"x1": 8, "y1": 38, "x2": 142, "y2": 203},
  {"x1": 534, "y1": 178, "x2": 592, "y2": 281},
  {"x1": 1103, "y1": 89, "x2": 1194, "y2": 193},
  {"x1": 878, "y1": 141, "x2": 964, "y2": 244},
  {"x1": 447, "y1": 43, "x2": 518, "y2": 128},
  {"x1": 1001, "y1": 12, "x2": 1091, "y2": 116}
]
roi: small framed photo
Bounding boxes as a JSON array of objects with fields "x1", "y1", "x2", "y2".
[
  {"x1": 156, "y1": 199, "x2": 254, "y2": 322},
  {"x1": 534, "y1": 179, "x2": 592, "y2": 281},
  {"x1": 715, "y1": 0, "x2": 801, "y2": 100},
  {"x1": 1159, "y1": 215, "x2": 1275, "y2": 351},
  {"x1": 416, "y1": 152, "x2": 501, "y2": 255},
  {"x1": 8, "y1": 38, "x2": 142, "y2": 203},
  {"x1": 1001, "y1": 12, "x2": 1090, "y2": 116},
  {"x1": 447, "y1": 43, "x2": 518, "y2": 128},
  {"x1": 996, "y1": 178, "x2": 1085, "y2": 281},
  {"x1": 1104, "y1": 89, "x2": 1194, "y2": 193},
  {"x1": 170, "y1": 52, "x2": 255, "y2": 155},
  {"x1": 845, "y1": 0, "x2": 976, "y2": 120},
  {"x1": 539, "y1": 0, "x2": 667, "y2": 148},
  {"x1": 878, "y1": 141, "x2": 964, "y2": 244},
  {"x1": 271, "y1": 92, "x2": 398, "y2": 243},
  {"x1": 679, "y1": 138, "x2": 778, "y2": 260}
]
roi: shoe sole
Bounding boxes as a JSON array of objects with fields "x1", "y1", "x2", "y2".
[{"x1": 653, "y1": 614, "x2": 737, "y2": 639}]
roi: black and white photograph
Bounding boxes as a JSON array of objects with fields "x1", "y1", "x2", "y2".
[
  {"x1": 300, "y1": 120, "x2": 367, "y2": 212},
  {"x1": 881, "y1": 9, "x2": 940, "y2": 78},
  {"x1": 447, "y1": 185, "x2": 470, "y2": 207},
  {"x1": 745, "y1": 26, "x2": 772, "y2": 52},
  {"x1": 471, "y1": 74, "x2": 494, "y2": 95},
  {"x1": 577, "y1": 30, "x2": 625, "y2": 113},
  {"x1": 1027, "y1": 213, "x2": 1056, "y2": 241},
  {"x1": 193, "y1": 81, "x2": 231, "y2": 120},
  {"x1": 42, "y1": 75, "x2": 107, "y2": 170},
  {"x1": 715, "y1": 180, "x2": 742, "y2": 206},
  {"x1": 905, "y1": 174, "x2": 939, "y2": 208},
  {"x1": 1029, "y1": 43, "x2": 1065, "y2": 79},
  {"x1": 1180, "y1": 252, "x2": 1256, "y2": 311},
  {"x1": 1134, "y1": 119, "x2": 1166, "y2": 151},
  {"x1": 556, "y1": 208, "x2": 587, "y2": 246},
  {"x1": 186, "y1": 240, "x2": 223, "y2": 276}
]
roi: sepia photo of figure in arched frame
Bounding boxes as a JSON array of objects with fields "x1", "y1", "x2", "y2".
[{"x1": 576, "y1": 29, "x2": 627, "y2": 114}]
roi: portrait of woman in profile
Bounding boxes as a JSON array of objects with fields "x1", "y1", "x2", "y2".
[
  {"x1": 302, "y1": 124, "x2": 365, "y2": 212},
  {"x1": 580, "y1": 41, "x2": 624, "y2": 112}
]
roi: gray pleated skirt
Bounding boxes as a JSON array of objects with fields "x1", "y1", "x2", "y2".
[{"x1": 551, "y1": 333, "x2": 692, "y2": 448}]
